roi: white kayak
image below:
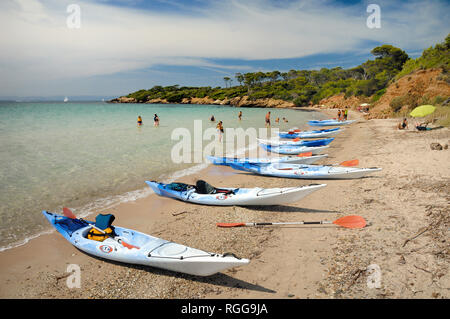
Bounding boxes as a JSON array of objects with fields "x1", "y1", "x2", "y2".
[
  {"x1": 228, "y1": 162, "x2": 382, "y2": 179},
  {"x1": 279, "y1": 127, "x2": 343, "y2": 139},
  {"x1": 260, "y1": 143, "x2": 330, "y2": 155},
  {"x1": 43, "y1": 211, "x2": 249, "y2": 276},
  {"x1": 207, "y1": 154, "x2": 328, "y2": 165},
  {"x1": 257, "y1": 137, "x2": 334, "y2": 147},
  {"x1": 308, "y1": 119, "x2": 356, "y2": 127},
  {"x1": 146, "y1": 180, "x2": 326, "y2": 206}
]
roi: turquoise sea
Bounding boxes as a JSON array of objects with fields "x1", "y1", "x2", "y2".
[{"x1": 0, "y1": 101, "x2": 326, "y2": 250}]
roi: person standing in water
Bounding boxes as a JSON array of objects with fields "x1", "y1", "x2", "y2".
[
  {"x1": 137, "y1": 115, "x2": 143, "y2": 126},
  {"x1": 154, "y1": 114, "x2": 159, "y2": 127},
  {"x1": 210, "y1": 115, "x2": 215, "y2": 122},
  {"x1": 265, "y1": 111, "x2": 271, "y2": 128},
  {"x1": 238, "y1": 111, "x2": 242, "y2": 121},
  {"x1": 216, "y1": 121, "x2": 224, "y2": 142},
  {"x1": 344, "y1": 108, "x2": 349, "y2": 120}
]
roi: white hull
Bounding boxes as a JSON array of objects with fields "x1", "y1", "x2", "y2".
[{"x1": 146, "y1": 181, "x2": 326, "y2": 206}]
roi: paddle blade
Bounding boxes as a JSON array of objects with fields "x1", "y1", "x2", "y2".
[
  {"x1": 297, "y1": 152, "x2": 313, "y2": 157},
  {"x1": 333, "y1": 215, "x2": 366, "y2": 229},
  {"x1": 293, "y1": 129, "x2": 301, "y2": 132},
  {"x1": 120, "y1": 240, "x2": 140, "y2": 250},
  {"x1": 217, "y1": 223, "x2": 246, "y2": 228},
  {"x1": 293, "y1": 138, "x2": 301, "y2": 142},
  {"x1": 340, "y1": 159, "x2": 359, "y2": 167},
  {"x1": 63, "y1": 207, "x2": 77, "y2": 219}
]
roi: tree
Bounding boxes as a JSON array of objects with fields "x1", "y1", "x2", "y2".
[
  {"x1": 235, "y1": 73, "x2": 244, "y2": 86},
  {"x1": 223, "y1": 77, "x2": 231, "y2": 88}
]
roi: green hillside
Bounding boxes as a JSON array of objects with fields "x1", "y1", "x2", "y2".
[{"x1": 125, "y1": 34, "x2": 449, "y2": 106}]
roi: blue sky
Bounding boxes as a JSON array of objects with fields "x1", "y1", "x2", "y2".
[{"x1": 0, "y1": 0, "x2": 449, "y2": 99}]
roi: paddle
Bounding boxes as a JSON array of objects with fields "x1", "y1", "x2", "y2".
[
  {"x1": 217, "y1": 215, "x2": 367, "y2": 229},
  {"x1": 296, "y1": 152, "x2": 313, "y2": 157},
  {"x1": 339, "y1": 159, "x2": 359, "y2": 167},
  {"x1": 62, "y1": 207, "x2": 139, "y2": 250}
]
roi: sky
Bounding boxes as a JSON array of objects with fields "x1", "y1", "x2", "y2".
[{"x1": 0, "y1": 0, "x2": 449, "y2": 99}]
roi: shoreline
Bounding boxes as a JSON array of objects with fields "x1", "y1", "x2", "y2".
[
  {"x1": 1, "y1": 109, "x2": 448, "y2": 299},
  {"x1": 0, "y1": 105, "x2": 323, "y2": 253}
]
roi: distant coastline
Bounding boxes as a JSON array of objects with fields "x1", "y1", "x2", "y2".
[
  {"x1": 110, "y1": 34, "x2": 450, "y2": 122},
  {"x1": 109, "y1": 95, "x2": 297, "y2": 108}
]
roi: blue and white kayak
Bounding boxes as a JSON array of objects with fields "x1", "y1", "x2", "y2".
[
  {"x1": 308, "y1": 119, "x2": 356, "y2": 127},
  {"x1": 228, "y1": 162, "x2": 382, "y2": 179},
  {"x1": 257, "y1": 137, "x2": 334, "y2": 147},
  {"x1": 260, "y1": 143, "x2": 329, "y2": 155},
  {"x1": 207, "y1": 154, "x2": 328, "y2": 165},
  {"x1": 279, "y1": 128, "x2": 342, "y2": 139},
  {"x1": 146, "y1": 181, "x2": 326, "y2": 206},
  {"x1": 42, "y1": 211, "x2": 249, "y2": 276}
]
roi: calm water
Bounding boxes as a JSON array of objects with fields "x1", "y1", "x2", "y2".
[{"x1": 0, "y1": 101, "x2": 326, "y2": 250}]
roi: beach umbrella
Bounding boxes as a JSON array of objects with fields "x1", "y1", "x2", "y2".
[{"x1": 409, "y1": 105, "x2": 436, "y2": 118}]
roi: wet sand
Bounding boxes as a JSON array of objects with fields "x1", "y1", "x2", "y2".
[{"x1": 0, "y1": 109, "x2": 448, "y2": 299}]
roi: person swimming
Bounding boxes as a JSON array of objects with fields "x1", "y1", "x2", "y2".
[
  {"x1": 216, "y1": 121, "x2": 224, "y2": 142},
  {"x1": 210, "y1": 115, "x2": 215, "y2": 122},
  {"x1": 265, "y1": 111, "x2": 271, "y2": 127}
]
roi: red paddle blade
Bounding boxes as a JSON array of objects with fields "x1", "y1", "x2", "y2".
[
  {"x1": 63, "y1": 207, "x2": 77, "y2": 219},
  {"x1": 217, "y1": 223, "x2": 246, "y2": 228},
  {"x1": 333, "y1": 215, "x2": 366, "y2": 229},
  {"x1": 340, "y1": 159, "x2": 359, "y2": 167},
  {"x1": 297, "y1": 152, "x2": 313, "y2": 157},
  {"x1": 294, "y1": 129, "x2": 301, "y2": 132},
  {"x1": 293, "y1": 138, "x2": 301, "y2": 142},
  {"x1": 120, "y1": 240, "x2": 140, "y2": 250}
]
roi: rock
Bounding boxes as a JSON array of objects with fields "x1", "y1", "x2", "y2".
[
  {"x1": 146, "y1": 98, "x2": 169, "y2": 104},
  {"x1": 430, "y1": 143, "x2": 443, "y2": 150},
  {"x1": 109, "y1": 96, "x2": 137, "y2": 103}
]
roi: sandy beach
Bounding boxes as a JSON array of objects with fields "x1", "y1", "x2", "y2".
[{"x1": 0, "y1": 109, "x2": 448, "y2": 299}]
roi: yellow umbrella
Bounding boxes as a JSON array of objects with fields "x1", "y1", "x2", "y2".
[{"x1": 409, "y1": 105, "x2": 436, "y2": 118}]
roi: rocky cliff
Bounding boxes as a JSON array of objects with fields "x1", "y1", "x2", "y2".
[{"x1": 110, "y1": 95, "x2": 295, "y2": 108}]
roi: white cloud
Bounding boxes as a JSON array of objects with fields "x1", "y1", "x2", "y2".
[{"x1": 0, "y1": 0, "x2": 448, "y2": 96}]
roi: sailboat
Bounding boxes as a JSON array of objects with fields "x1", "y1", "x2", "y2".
[{"x1": 63, "y1": 96, "x2": 69, "y2": 102}]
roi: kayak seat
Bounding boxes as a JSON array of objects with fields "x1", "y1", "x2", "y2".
[
  {"x1": 86, "y1": 214, "x2": 117, "y2": 241},
  {"x1": 166, "y1": 182, "x2": 192, "y2": 192},
  {"x1": 195, "y1": 180, "x2": 235, "y2": 195}
]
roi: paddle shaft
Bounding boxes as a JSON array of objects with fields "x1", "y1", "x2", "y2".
[{"x1": 243, "y1": 221, "x2": 333, "y2": 227}]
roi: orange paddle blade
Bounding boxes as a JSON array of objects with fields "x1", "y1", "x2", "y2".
[
  {"x1": 340, "y1": 159, "x2": 359, "y2": 167},
  {"x1": 293, "y1": 129, "x2": 301, "y2": 132},
  {"x1": 333, "y1": 215, "x2": 366, "y2": 229},
  {"x1": 297, "y1": 152, "x2": 313, "y2": 157},
  {"x1": 120, "y1": 240, "x2": 140, "y2": 250},
  {"x1": 63, "y1": 207, "x2": 77, "y2": 219},
  {"x1": 217, "y1": 223, "x2": 245, "y2": 228},
  {"x1": 293, "y1": 138, "x2": 301, "y2": 142}
]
